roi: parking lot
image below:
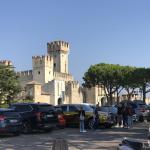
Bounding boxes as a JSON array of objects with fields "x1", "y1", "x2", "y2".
[{"x1": 0, "y1": 122, "x2": 148, "y2": 150}]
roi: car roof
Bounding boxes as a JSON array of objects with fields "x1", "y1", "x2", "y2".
[
  {"x1": 59, "y1": 104, "x2": 80, "y2": 105},
  {"x1": 58, "y1": 104, "x2": 91, "y2": 106},
  {"x1": 11, "y1": 102, "x2": 53, "y2": 106}
]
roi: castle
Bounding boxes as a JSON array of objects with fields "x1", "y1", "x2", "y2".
[
  {"x1": 14, "y1": 40, "x2": 85, "y2": 105},
  {"x1": 0, "y1": 40, "x2": 108, "y2": 105}
]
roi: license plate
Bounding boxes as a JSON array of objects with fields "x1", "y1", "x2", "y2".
[{"x1": 10, "y1": 119, "x2": 18, "y2": 123}]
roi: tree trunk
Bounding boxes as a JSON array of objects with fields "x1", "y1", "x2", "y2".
[
  {"x1": 7, "y1": 96, "x2": 11, "y2": 106},
  {"x1": 117, "y1": 91, "x2": 120, "y2": 105},
  {"x1": 142, "y1": 83, "x2": 146, "y2": 104},
  {"x1": 109, "y1": 93, "x2": 113, "y2": 105}
]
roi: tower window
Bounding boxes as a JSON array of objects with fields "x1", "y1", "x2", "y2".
[{"x1": 38, "y1": 71, "x2": 40, "y2": 75}]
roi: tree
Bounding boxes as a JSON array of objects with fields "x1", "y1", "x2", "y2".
[
  {"x1": 121, "y1": 66, "x2": 139, "y2": 100},
  {"x1": 83, "y1": 63, "x2": 123, "y2": 105},
  {"x1": 0, "y1": 64, "x2": 21, "y2": 106},
  {"x1": 135, "y1": 68, "x2": 150, "y2": 103}
]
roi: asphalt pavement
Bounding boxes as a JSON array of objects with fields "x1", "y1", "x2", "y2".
[{"x1": 0, "y1": 122, "x2": 149, "y2": 150}]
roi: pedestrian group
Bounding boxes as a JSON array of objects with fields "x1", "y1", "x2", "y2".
[{"x1": 79, "y1": 102, "x2": 135, "y2": 133}]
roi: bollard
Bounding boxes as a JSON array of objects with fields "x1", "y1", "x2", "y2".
[{"x1": 52, "y1": 138, "x2": 68, "y2": 150}]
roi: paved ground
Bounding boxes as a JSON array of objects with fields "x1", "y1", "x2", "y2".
[{"x1": 0, "y1": 122, "x2": 149, "y2": 150}]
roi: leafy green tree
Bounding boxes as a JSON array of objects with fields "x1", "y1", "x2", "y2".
[
  {"x1": 0, "y1": 64, "x2": 21, "y2": 106},
  {"x1": 120, "y1": 66, "x2": 139, "y2": 100},
  {"x1": 134, "y1": 68, "x2": 150, "y2": 103},
  {"x1": 83, "y1": 63, "x2": 123, "y2": 105}
]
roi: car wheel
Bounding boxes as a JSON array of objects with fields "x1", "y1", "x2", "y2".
[
  {"x1": 22, "y1": 122, "x2": 32, "y2": 134},
  {"x1": 88, "y1": 119, "x2": 94, "y2": 129},
  {"x1": 13, "y1": 131, "x2": 20, "y2": 136}
]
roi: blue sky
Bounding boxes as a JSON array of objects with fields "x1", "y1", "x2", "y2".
[{"x1": 0, "y1": 0, "x2": 150, "y2": 83}]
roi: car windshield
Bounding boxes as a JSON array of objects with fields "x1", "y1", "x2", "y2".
[
  {"x1": 78, "y1": 105, "x2": 93, "y2": 112},
  {"x1": 96, "y1": 106, "x2": 117, "y2": 114}
]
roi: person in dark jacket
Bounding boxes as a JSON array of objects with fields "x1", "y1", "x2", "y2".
[
  {"x1": 117, "y1": 104, "x2": 123, "y2": 127},
  {"x1": 79, "y1": 106, "x2": 86, "y2": 132},
  {"x1": 127, "y1": 105, "x2": 134, "y2": 128},
  {"x1": 122, "y1": 103, "x2": 128, "y2": 128},
  {"x1": 93, "y1": 105, "x2": 100, "y2": 129}
]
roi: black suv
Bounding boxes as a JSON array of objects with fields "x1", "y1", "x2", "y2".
[
  {"x1": 0, "y1": 108, "x2": 22, "y2": 135},
  {"x1": 10, "y1": 103, "x2": 59, "y2": 133}
]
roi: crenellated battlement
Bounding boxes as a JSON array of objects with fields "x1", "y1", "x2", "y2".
[
  {"x1": 0, "y1": 60, "x2": 13, "y2": 66},
  {"x1": 47, "y1": 40, "x2": 69, "y2": 53},
  {"x1": 32, "y1": 55, "x2": 53, "y2": 66},
  {"x1": 66, "y1": 81, "x2": 80, "y2": 89},
  {"x1": 17, "y1": 70, "x2": 33, "y2": 76},
  {"x1": 67, "y1": 81, "x2": 79, "y2": 86},
  {"x1": 32, "y1": 55, "x2": 52, "y2": 61}
]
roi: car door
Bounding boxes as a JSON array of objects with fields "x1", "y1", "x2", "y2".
[{"x1": 68, "y1": 105, "x2": 79, "y2": 125}]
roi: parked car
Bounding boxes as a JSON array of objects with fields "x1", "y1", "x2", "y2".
[
  {"x1": 83, "y1": 103, "x2": 116, "y2": 126},
  {"x1": 9, "y1": 103, "x2": 61, "y2": 133},
  {"x1": 132, "y1": 100, "x2": 146, "y2": 122},
  {"x1": 0, "y1": 108, "x2": 22, "y2": 135},
  {"x1": 143, "y1": 104, "x2": 150, "y2": 122},
  {"x1": 58, "y1": 104, "x2": 114, "y2": 128},
  {"x1": 97, "y1": 105, "x2": 118, "y2": 125}
]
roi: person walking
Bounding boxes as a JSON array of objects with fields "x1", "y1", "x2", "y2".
[
  {"x1": 79, "y1": 106, "x2": 86, "y2": 132},
  {"x1": 93, "y1": 105, "x2": 100, "y2": 130},
  {"x1": 122, "y1": 103, "x2": 128, "y2": 128},
  {"x1": 117, "y1": 104, "x2": 123, "y2": 127},
  {"x1": 127, "y1": 105, "x2": 134, "y2": 128}
]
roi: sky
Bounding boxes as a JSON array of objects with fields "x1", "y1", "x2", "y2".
[{"x1": 0, "y1": 0, "x2": 150, "y2": 83}]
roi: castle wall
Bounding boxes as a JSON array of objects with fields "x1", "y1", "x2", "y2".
[
  {"x1": 25, "y1": 83, "x2": 51, "y2": 104},
  {"x1": 53, "y1": 72, "x2": 73, "y2": 81},
  {"x1": 65, "y1": 81, "x2": 83, "y2": 104},
  {"x1": 85, "y1": 86, "x2": 106, "y2": 105},
  {"x1": 17, "y1": 70, "x2": 33, "y2": 88},
  {"x1": 84, "y1": 87, "x2": 96, "y2": 104},
  {"x1": 34, "y1": 94, "x2": 51, "y2": 104},
  {"x1": 32, "y1": 55, "x2": 53, "y2": 84}
]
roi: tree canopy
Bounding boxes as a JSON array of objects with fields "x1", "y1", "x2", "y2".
[
  {"x1": 83, "y1": 63, "x2": 150, "y2": 104},
  {"x1": 0, "y1": 64, "x2": 21, "y2": 106}
]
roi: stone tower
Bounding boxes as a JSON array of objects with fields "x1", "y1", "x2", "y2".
[
  {"x1": 47, "y1": 41, "x2": 69, "y2": 74},
  {"x1": 32, "y1": 55, "x2": 53, "y2": 84}
]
